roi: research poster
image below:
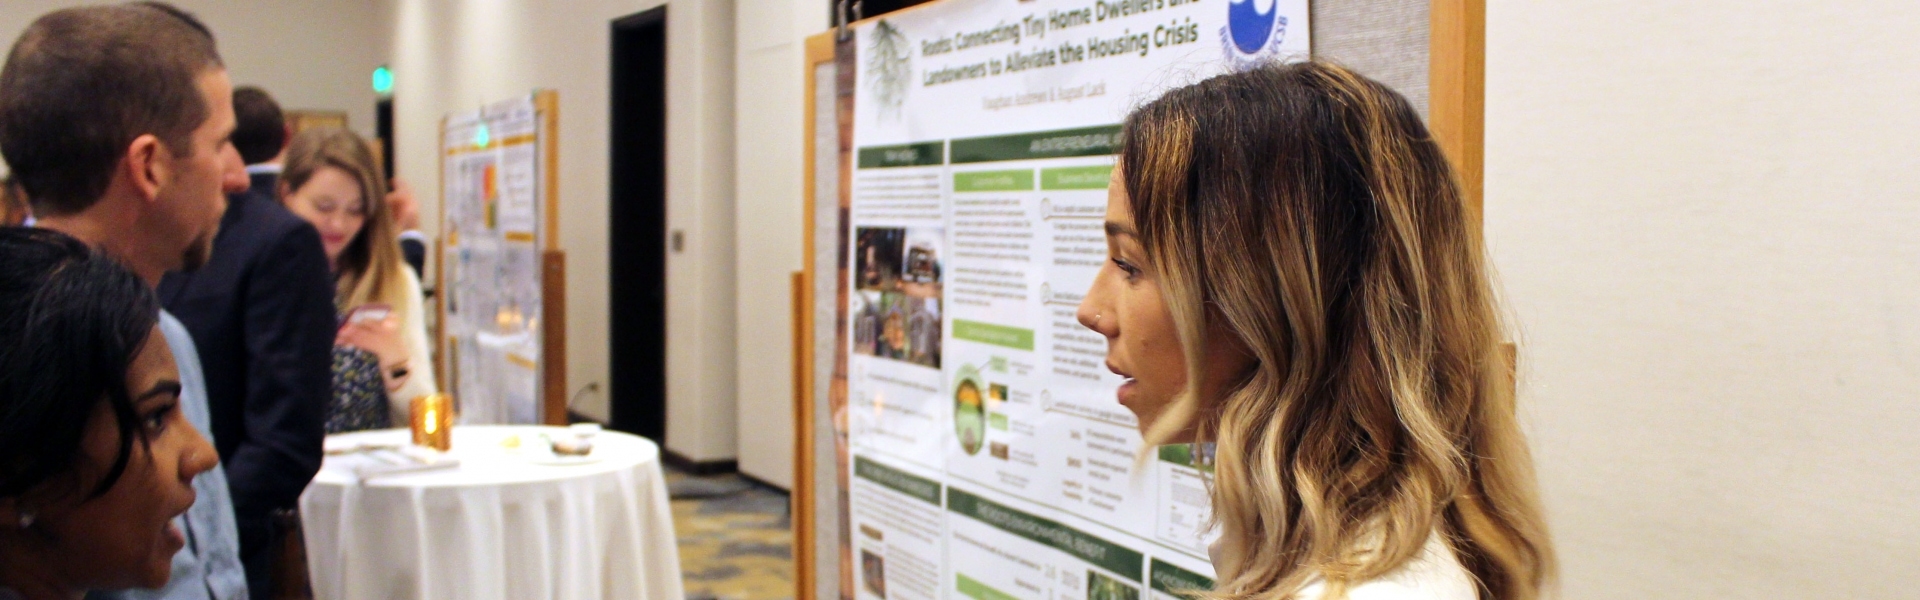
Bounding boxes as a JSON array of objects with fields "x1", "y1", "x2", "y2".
[
  {"x1": 840, "y1": 0, "x2": 1308, "y2": 598},
  {"x1": 441, "y1": 95, "x2": 548, "y2": 425}
]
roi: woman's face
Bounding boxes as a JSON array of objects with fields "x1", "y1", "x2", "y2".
[
  {"x1": 284, "y1": 166, "x2": 367, "y2": 267},
  {"x1": 1077, "y1": 166, "x2": 1253, "y2": 442},
  {"x1": 22, "y1": 325, "x2": 217, "y2": 590}
]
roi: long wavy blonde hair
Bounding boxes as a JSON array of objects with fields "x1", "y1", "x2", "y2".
[
  {"x1": 280, "y1": 126, "x2": 407, "y2": 315},
  {"x1": 1122, "y1": 61, "x2": 1554, "y2": 599}
]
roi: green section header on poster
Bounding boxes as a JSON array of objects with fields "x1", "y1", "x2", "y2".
[
  {"x1": 952, "y1": 319, "x2": 1035, "y2": 351},
  {"x1": 857, "y1": 141, "x2": 946, "y2": 168},
  {"x1": 953, "y1": 169, "x2": 1035, "y2": 192},
  {"x1": 948, "y1": 487, "x2": 1144, "y2": 581},
  {"x1": 956, "y1": 573, "x2": 1022, "y2": 600},
  {"x1": 1149, "y1": 559, "x2": 1215, "y2": 595},
  {"x1": 951, "y1": 125, "x2": 1123, "y2": 164},
  {"x1": 1041, "y1": 165, "x2": 1113, "y2": 190},
  {"x1": 855, "y1": 456, "x2": 943, "y2": 506}
]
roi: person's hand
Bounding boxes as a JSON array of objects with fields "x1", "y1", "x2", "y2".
[
  {"x1": 387, "y1": 177, "x2": 420, "y2": 231},
  {"x1": 336, "y1": 315, "x2": 410, "y2": 390}
]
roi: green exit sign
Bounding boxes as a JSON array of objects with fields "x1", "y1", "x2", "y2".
[{"x1": 371, "y1": 65, "x2": 393, "y2": 96}]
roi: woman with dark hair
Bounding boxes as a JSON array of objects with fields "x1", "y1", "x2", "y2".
[
  {"x1": 0, "y1": 228, "x2": 218, "y2": 599},
  {"x1": 1079, "y1": 61, "x2": 1554, "y2": 599}
]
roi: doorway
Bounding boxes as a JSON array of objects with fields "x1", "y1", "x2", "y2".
[{"x1": 609, "y1": 7, "x2": 668, "y2": 442}]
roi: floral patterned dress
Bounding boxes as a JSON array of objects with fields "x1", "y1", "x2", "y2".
[{"x1": 327, "y1": 346, "x2": 391, "y2": 434}]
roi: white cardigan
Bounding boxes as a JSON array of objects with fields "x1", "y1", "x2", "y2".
[
  {"x1": 1213, "y1": 531, "x2": 1477, "y2": 600},
  {"x1": 384, "y1": 266, "x2": 439, "y2": 425}
]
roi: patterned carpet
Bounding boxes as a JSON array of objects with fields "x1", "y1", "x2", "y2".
[{"x1": 667, "y1": 468, "x2": 796, "y2": 600}]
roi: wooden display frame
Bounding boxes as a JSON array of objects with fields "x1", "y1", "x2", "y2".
[
  {"x1": 792, "y1": 2, "x2": 1486, "y2": 597},
  {"x1": 1430, "y1": 0, "x2": 1487, "y2": 217},
  {"x1": 536, "y1": 91, "x2": 569, "y2": 426},
  {"x1": 434, "y1": 89, "x2": 569, "y2": 427},
  {"x1": 794, "y1": 30, "x2": 835, "y2": 600}
]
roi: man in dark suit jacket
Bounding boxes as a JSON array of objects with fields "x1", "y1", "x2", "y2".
[{"x1": 157, "y1": 85, "x2": 335, "y2": 596}]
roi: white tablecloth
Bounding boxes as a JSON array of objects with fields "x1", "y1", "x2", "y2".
[{"x1": 299, "y1": 426, "x2": 683, "y2": 600}]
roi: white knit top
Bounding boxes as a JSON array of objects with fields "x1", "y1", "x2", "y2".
[{"x1": 1212, "y1": 531, "x2": 1478, "y2": 600}]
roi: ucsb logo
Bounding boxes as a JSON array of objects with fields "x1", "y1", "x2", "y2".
[{"x1": 1221, "y1": 0, "x2": 1290, "y2": 70}]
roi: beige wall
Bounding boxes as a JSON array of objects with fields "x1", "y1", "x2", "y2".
[
  {"x1": 731, "y1": 0, "x2": 828, "y2": 489},
  {"x1": 0, "y1": 1, "x2": 385, "y2": 143},
  {"x1": 1486, "y1": 1, "x2": 1920, "y2": 597},
  {"x1": 667, "y1": 0, "x2": 743, "y2": 462},
  {"x1": 385, "y1": 0, "x2": 745, "y2": 462}
]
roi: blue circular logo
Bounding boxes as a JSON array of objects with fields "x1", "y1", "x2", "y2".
[{"x1": 1226, "y1": 0, "x2": 1277, "y2": 54}]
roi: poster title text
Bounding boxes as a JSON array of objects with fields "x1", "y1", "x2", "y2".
[{"x1": 919, "y1": 0, "x2": 1202, "y2": 87}]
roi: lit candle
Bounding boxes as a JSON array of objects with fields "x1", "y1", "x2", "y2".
[{"x1": 411, "y1": 393, "x2": 454, "y2": 451}]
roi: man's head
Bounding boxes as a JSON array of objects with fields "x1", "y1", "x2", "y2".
[
  {"x1": 231, "y1": 86, "x2": 286, "y2": 166},
  {"x1": 0, "y1": 2, "x2": 234, "y2": 275}
]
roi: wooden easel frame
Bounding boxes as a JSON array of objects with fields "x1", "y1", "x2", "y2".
[
  {"x1": 792, "y1": 2, "x2": 1485, "y2": 597},
  {"x1": 434, "y1": 89, "x2": 570, "y2": 427},
  {"x1": 1430, "y1": 0, "x2": 1486, "y2": 217},
  {"x1": 536, "y1": 91, "x2": 569, "y2": 426},
  {"x1": 794, "y1": 30, "x2": 835, "y2": 600}
]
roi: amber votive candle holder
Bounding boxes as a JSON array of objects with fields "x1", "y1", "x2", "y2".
[{"x1": 410, "y1": 393, "x2": 453, "y2": 451}]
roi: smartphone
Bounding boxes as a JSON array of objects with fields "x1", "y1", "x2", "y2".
[{"x1": 339, "y1": 303, "x2": 394, "y2": 331}]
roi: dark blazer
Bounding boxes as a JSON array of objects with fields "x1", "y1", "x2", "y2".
[{"x1": 157, "y1": 172, "x2": 334, "y2": 585}]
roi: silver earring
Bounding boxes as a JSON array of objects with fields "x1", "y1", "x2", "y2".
[{"x1": 17, "y1": 511, "x2": 34, "y2": 528}]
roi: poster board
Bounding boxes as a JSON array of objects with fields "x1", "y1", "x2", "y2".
[
  {"x1": 798, "y1": 0, "x2": 1485, "y2": 597},
  {"x1": 437, "y1": 90, "x2": 568, "y2": 426}
]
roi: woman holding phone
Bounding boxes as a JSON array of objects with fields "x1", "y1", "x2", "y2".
[
  {"x1": 1077, "y1": 62, "x2": 1554, "y2": 599},
  {"x1": 280, "y1": 127, "x2": 437, "y2": 431}
]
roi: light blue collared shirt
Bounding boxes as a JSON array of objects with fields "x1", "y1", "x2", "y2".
[{"x1": 90, "y1": 312, "x2": 249, "y2": 600}]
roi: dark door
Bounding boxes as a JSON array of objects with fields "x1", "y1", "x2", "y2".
[{"x1": 609, "y1": 7, "x2": 668, "y2": 442}]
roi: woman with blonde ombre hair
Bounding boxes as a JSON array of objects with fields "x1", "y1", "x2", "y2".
[
  {"x1": 280, "y1": 126, "x2": 437, "y2": 429},
  {"x1": 1077, "y1": 61, "x2": 1554, "y2": 600}
]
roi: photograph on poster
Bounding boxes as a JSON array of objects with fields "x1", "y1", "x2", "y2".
[
  {"x1": 861, "y1": 549, "x2": 888, "y2": 598},
  {"x1": 853, "y1": 226, "x2": 945, "y2": 368},
  {"x1": 856, "y1": 227, "x2": 905, "y2": 291},
  {"x1": 1089, "y1": 570, "x2": 1141, "y2": 600}
]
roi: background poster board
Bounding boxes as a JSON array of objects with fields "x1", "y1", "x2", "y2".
[
  {"x1": 803, "y1": 0, "x2": 1484, "y2": 598},
  {"x1": 438, "y1": 91, "x2": 567, "y2": 425}
]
